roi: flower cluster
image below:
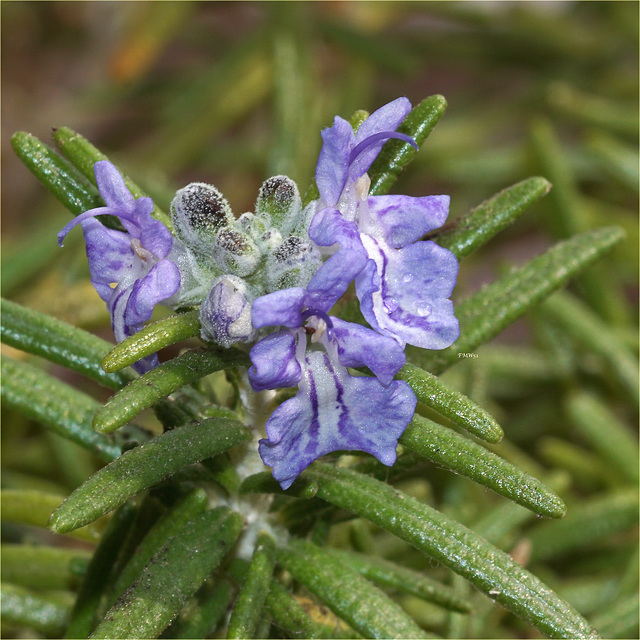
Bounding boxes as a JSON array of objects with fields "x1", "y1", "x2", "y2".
[{"x1": 60, "y1": 97, "x2": 459, "y2": 488}]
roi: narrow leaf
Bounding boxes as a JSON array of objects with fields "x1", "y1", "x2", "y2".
[
  {"x1": 543, "y1": 292, "x2": 639, "y2": 406},
  {"x1": 1, "y1": 298, "x2": 131, "y2": 389},
  {"x1": 101, "y1": 310, "x2": 201, "y2": 373},
  {"x1": 1, "y1": 583, "x2": 71, "y2": 638},
  {"x1": 305, "y1": 463, "x2": 599, "y2": 639},
  {"x1": 277, "y1": 539, "x2": 431, "y2": 639},
  {"x1": 1, "y1": 212, "x2": 74, "y2": 297},
  {"x1": 590, "y1": 592, "x2": 639, "y2": 639},
  {"x1": 1, "y1": 490, "x2": 102, "y2": 542},
  {"x1": 588, "y1": 131, "x2": 639, "y2": 192},
  {"x1": 52, "y1": 126, "x2": 173, "y2": 231},
  {"x1": 530, "y1": 119, "x2": 628, "y2": 322},
  {"x1": 400, "y1": 415, "x2": 566, "y2": 518},
  {"x1": 327, "y1": 549, "x2": 473, "y2": 613},
  {"x1": 398, "y1": 363, "x2": 503, "y2": 443},
  {"x1": 90, "y1": 507, "x2": 243, "y2": 639},
  {"x1": 265, "y1": 579, "x2": 354, "y2": 639},
  {"x1": 11, "y1": 132, "x2": 102, "y2": 215},
  {"x1": 239, "y1": 471, "x2": 319, "y2": 499},
  {"x1": 527, "y1": 489, "x2": 639, "y2": 563},
  {"x1": 547, "y1": 83, "x2": 639, "y2": 137},
  {"x1": 566, "y1": 391, "x2": 638, "y2": 484},
  {"x1": 1, "y1": 300, "x2": 215, "y2": 434},
  {"x1": 1, "y1": 545, "x2": 91, "y2": 592},
  {"x1": 107, "y1": 488, "x2": 208, "y2": 607},
  {"x1": 1, "y1": 356, "x2": 121, "y2": 462},
  {"x1": 227, "y1": 532, "x2": 277, "y2": 639},
  {"x1": 49, "y1": 418, "x2": 249, "y2": 532},
  {"x1": 369, "y1": 95, "x2": 448, "y2": 196},
  {"x1": 529, "y1": 119, "x2": 584, "y2": 238},
  {"x1": 93, "y1": 348, "x2": 250, "y2": 434},
  {"x1": 414, "y1": 226, "x2": 626, "y2": 374},
  {"x1": 64, "y1": 503, "x2": 138, "y2": 639},
  {"x1": 164, "y1": 579, "x2": 234, "y2": 639},
  {"x1": 436, "y1": 177, "x2": 551, "y2": 259}
]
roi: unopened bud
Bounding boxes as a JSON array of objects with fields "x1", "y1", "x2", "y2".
[
  {"x1": 237, "y1": 212, "x2": 266, "y2": 239},
  {"x1": 213, "y1": 228, "x2": 261, "y2": 277},
  {"x1": 200, "y1": 275, "x2": 254, "y2": 348},
  {"x1": 265, "y1": 236, "x2": 322, "y2": 291},
  {"x1": 171, "y1": 183, "x2": 234, "y2": 255},
  {"x1": 255, "y1": 176, "x2": 302, "y2": 235}
]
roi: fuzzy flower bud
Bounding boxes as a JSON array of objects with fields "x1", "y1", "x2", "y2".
[
  {"x1": 255, "y1": 176, "x2": 302, "y2": 236},
  {"x1": 264, "y1": 236, "x2": 322, "y2": 291},
  {"x1": 213, "y1": 228, "x2": 261, "y2": 277},
  {"x1": 200, "y1": 275, "x2": 254, "y2": 348},
  {"x1": 171, "y1": 183, "x2": 234, "y2": 256}
]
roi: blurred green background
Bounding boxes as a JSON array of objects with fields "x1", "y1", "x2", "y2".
[{"x1": 1, "y1": 3, "x2": 638, "y2": 637}]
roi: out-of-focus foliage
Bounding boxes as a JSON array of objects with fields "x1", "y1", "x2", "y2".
[{"x1": 2, "y1": 3, "x2": 637, "y2": 639}]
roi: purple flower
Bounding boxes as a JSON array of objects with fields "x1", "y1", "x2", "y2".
[
  {"x1": 310, "y1": 97, "x2": 460, "y2": 350},
  {"x1": 248, "y1": 287, "x2": 416, "y2": 490},
  {"x1": 58, "y1": 161, "x2": 180, "y2": 372}
]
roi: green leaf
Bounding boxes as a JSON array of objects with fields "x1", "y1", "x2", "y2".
[
  {"x1": 469, "y1": 471, "x2": 568, "y2": 548},
  {"x1": 397, "y1": 363, "x2": 503, "y2": 443},
  {"x1": 11, "y1": 132, "x2": 102, "y2": 215},
  {"x1": 1, "y1": 583, "x2": 71, "y2": 638},
  {"x1": 542, "y1": 292, "x2": 639, "y2": 406},
  {"x1": 49, "y1": 417, "x2": 249, "y2": 533},
  {"x1": 52, "y1": 126, "x2": 173, "y2": 231},
  {"x1": 538, "y1": 438, "x2": 615, "y2": 491},
  {"x1": 368, "y1": 95, "x2": 448, "y2": 197},
  {"x1": 414, "y1": 226, "x2": 626, "y2": 375},
  {"x1": 264, "y1": 579, "x2": 355, "y2": 639},
  {"x1": 1, "y1": 490, "x2": 102, "y2": 543},
  {"x1": 93, "y1": 348, "x2": 250, "y2": 434},
  {"x1": 64, "y1": 503, "x2": 138, "y2": 639},
  {"x1": 227, "y1": 532, "x2": 277, "y2": 639},
  {"x1": 1, "y1": 298, "x2": 131, "y2": 389},
  {"x1": 529, "y1": 119, "x2": 628, "y2": 323},
  {"x1": 277, "y1": 539, "x2": 432, "y2": 639},
  {"x1": 547, "y1": 83, "x2": 639, "y2": 137},
  {"x1": 101, "y1": 309, "x2": 201, "y2": 373},
  {"x1": 400, "y1": 415, "x2": 566, "y2": 518},
  {"x1": 1, "y1": 545, "x2": 91, "y2": 592},
  {"x1": 326, "y1": 549, "x2": 473, "y2": 613},
  {"x1": 436, "y1": 177, "x2": 551, "y2": 259},
  {"x1": 164, "y1": 579, "x2": 234, "y2": 639},
  {"x1": 90, "y1": 507, "x2": 242, "y2": 639},
  {"x1": 305, "y1": 463, "x2": 599, "y2": 639},
  {"x1": 1, "y1": 356, "x2": 121, "y2": 462},
  {"x1": 529, "y1": 119, "x2": 585, "y2": 238},
  {"x1": 239, "y1": 471, "x2": 319, "y2": 499},
  {"x1": 590, "y1": 592, "x2": 639, "y2": 639},
  {"x1": 527, "y1": 489, "x2": 639, "y2": 563},
  {"x1": 1, "y1": 301, "x2": 216, "y2": 435},
  {"x1": 106, "y1": 488, "x2": 208, "y2": 608},
  {"x1": 587, "y1": 131, "x2": 639, "y2": 192},
  {"x1": 1, "y1": 212, "x2": 75, "y2": 297},
  {"x1": 566, "y1": 391, "x2": 639, "y2": 484}
]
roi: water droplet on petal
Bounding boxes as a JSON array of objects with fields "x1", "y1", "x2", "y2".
[
  {"x1": 416, "y1": 305, "x2": 431, "y2": 317},
  {"x1": 403, "y1": 273, "x2": 414, "y2": 283},
  {"x1": 383, "y1": 296, "x2": 399, "y2": 313}
]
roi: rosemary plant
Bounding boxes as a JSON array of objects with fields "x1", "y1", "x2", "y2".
[{"x1": 2, "y1": 4, "x2": 637, "y2": 640}]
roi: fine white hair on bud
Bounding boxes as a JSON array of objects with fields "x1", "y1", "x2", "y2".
[
  {"x1": 264, "y1": 235, "x2": 322, "y2": 291},
  {"x1": 255, "y1": 175, "x2": 302, "y2": 236},
  {"x1": 213, "y1": 228, "x2": 261, "y2": 278},
  {"x1": 170, "y1": 183, "x2": 234, "y2": 256}
]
